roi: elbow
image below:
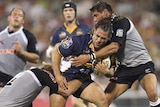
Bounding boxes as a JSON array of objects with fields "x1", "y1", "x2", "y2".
[
  {"x1": 111, "y1": 42, "x2": 120, "y2": 53},
  {"x1": 33, "y1": 58, "x2": 39, "y2": 64},
  {"x1": 31, "y1": 55, "x2": 40, "y2": 64}
]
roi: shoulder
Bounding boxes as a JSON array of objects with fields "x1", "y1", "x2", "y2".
[
  {"x1": 53, "y1": 25, "x2": 65, "y2": 35},
  {"x1": 72, "y1": 34, "x2": 91, "y2": 43},
  {"x1": 113, "y1": 16, "x2": 129, "y2": 24},
  {"x1": 78, "y1": 22, "x2": 91, "y2": 29},
  {"x1": 23, "y1": 29, "x2": 35, "y2": 37},
  {"x1": 113, "y1": 16, "x2": 130, "y2": 31},
  {"x1": 22, "y1": 28, "x2": 36, "y2": 41}
]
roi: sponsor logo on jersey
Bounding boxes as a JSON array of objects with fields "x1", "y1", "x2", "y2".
[
  {"x1": 116, "y1": 29, "x2": 123, "y2": 37},
  {"x1": 0, "y1": 49, "x2": 15, "y2": 54},
  {"x1": 61, "y1": 38, "x2": 73, "y2": 49},
  {"x1": 59, "y1": 31, "x2": 67, "y2": 39}
]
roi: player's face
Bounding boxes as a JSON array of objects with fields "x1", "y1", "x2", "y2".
[
  {"x1": 63, "y1": 8, "x2": 76, "y2": 23},
  {"x1": 91, "y1": 10, "x2": 110, "y2": 24},
  {"x1": 8, "y1": 8, "x2": 24, "y2": 29},
  {"x1": 92, "y1": 28, "x2": 109, "y2": 51}
]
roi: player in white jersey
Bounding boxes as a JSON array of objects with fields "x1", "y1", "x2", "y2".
[
  {"x1": 0, "y1": 62, "x2": 80, "y2": 107},
  {"x1": 0, "y1": 7, "x2": 39, "y2": 90},
  {"x1": 71, "y1": 1, "x2": 160, "y2": 107}
]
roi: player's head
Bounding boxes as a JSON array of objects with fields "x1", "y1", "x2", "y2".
[
  {"x1": 90, "y1": 1, "x2": 113, "y2": 24},
  {"x1": 8, "y1": 7, "x2": 25, "y2": 29},
  {"x1": 62, "y1": 1, "x2": 77, "y2": 23},
  {"x1": 92, "y1": 18, "x2": 111, "y2": 51}
]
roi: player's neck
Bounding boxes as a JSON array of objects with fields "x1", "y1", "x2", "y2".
[
  {"x1": 8, "y1": 25, "x2": 21, "y2": 32},
  {"x1": 65, "y1": 19, "x2": 76, "y2": 27}
]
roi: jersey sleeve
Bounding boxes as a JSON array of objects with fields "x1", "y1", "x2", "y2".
[
  {"x1": 58, "y1": 37, "x2": 76, "y2": 57},
  {"x1": 23, "y1": 29, "x2": 39, "y2": 55},
  {"x1": 111, "y1": 17, "x2": 130, "y2": 45},
  {"x1": 50, "y1": 29, "x2": 61, "y2": 46}
]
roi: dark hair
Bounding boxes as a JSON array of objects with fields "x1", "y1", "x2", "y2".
[
  {"x1": 95, "y1": 18, "x2": 112, "y2": 33},
  {"x1": 9, "y1": 7, "x2": 25, "y2": 18},
  {"x1": 90, "y1": 1, "x2": 113, "y2": 13}
]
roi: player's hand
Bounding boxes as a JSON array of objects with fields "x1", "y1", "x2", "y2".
[
  {"x1": 12, "y1": 41, "x2": 23, "y2": 55},
  {"x1": 94, "y1": 62, "x2": 109, "y2": 74},
  {"x1": 56, "y1": 75, "x2": 68, "y2": 90},
  {"x1": 95, "y1": 62, "x2": 114, "y2": 77},
  {"x1": 71, "y1": 54, "x2": 90, "y2": 67}
]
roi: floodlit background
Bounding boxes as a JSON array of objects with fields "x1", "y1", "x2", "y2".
[{"x1": 0, "y1": 0, "x2": 160, "y2": 107}]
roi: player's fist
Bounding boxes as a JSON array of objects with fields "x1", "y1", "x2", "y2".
[{"x1": 12, "y1": 41, "x2": 23, "y2": 55}]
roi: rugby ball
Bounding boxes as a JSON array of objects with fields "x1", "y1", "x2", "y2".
[{"x1": 102, "y1": 57, "x2": 111, "y2": 68}]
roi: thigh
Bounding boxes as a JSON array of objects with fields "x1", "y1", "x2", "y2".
[
  {"x1": 50, "y1": 93, "x2": 67, "y2": 107},
  {"x1": 58, "y1": 79, "x2": 83, "y2": 96},
  {"x1": 50, "y1": 79, "x2": 83, "y2": 107},
  {"x1": 140, "y1": 73, "x2": 158, "y2": 94},
  {"x1": 105, "y1": 82, "x2": 129, "y2": 103},
  {"x1": 80, "y1": 82, "x2": 105, "y2": 104}
]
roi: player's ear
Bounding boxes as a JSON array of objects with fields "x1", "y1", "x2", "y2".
[{"x1": 103, "y1": 9, "x2": 110, "y2": 17}]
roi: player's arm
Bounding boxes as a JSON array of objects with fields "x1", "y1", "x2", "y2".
[
  {"x1": 71, "y1": 42, "x2": 119, "y2": 67},
  {"x1": 14, "y1": 29, "x2": 40, "y2": 63},
  {"x1": 51, "y1": 44, "x2": 68, "y2": 90},
  {"x1": 12, "y1": 41, "x2": 39, "y2": 64}
]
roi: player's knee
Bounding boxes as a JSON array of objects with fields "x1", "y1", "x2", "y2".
[
  {"x1": 105, "y1": 94, "x2": 114, "y2": 105},
  {"x1": 58, "y1": 89, "x2": 72, "y2": 97},
  {"x1": 147, "y1": 89, "x2": 158, "y2": 101},
  {"x1": 94, "y1": 93, "x2": 108, "y2": 106}
]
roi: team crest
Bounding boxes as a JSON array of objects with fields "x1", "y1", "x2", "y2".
[
  {"x1": 61, "y1": 38, "x2": 73, "y2": 49},
  {"x1": 76, "y1": 29, "x2": 83, "y2": 36},
  {"x1": 116, "y1": 29, "x2": 123, "y2": 37},
  {"x1": 59, "y1": 31, "x2": 67, "y2": 39}
]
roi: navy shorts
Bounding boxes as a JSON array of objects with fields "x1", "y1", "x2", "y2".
[
  {"x1": 110, "y1": 61, "x2": 155, "y2": 88},
  {"x1": 62, "y1": 72, "x2": 93, "y2": 98},
  {"x1": 0, "y1": 71, "x2": 13, "y2": 87}
]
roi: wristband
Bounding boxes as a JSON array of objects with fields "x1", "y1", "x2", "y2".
[{"x1": 89, "y1": 53, "x2": 96, "y2": 62}]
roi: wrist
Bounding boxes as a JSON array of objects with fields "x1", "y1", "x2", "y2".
[{"x1": 89, "y1": 53, "x2": 96, "y2": 62}]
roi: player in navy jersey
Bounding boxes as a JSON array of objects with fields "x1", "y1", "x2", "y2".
[
  {"x1": 71, "y1": 1, "x2": 160, "y2": 107},
  {"x1": 0, "y1": 18, "x2": 113, "y2": 107},
  {"x1": 50, "y1": 18, "x2": 114, "y2": 107},
  {"x1": 0, "y1": 7, "x2": 39, "y2": 107},
  {"x1": 46, "y1": 1, "x2": 91, "y2": 107}
]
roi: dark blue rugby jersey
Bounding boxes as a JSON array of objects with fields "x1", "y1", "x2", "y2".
[
  {"x1": 51, "y1": 21, "x2": 91, "y2": 46},
  {"x1": 58, "y1": 34, "x2": 93, "y2": 73}
]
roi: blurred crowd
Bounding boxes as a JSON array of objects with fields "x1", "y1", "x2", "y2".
[{"x1": 0, "y1": 0, "x2": 160, "y2": 83}]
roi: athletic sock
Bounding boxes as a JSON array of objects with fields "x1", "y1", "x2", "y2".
[{"x1": 150, "y1": 98, "x2": 160, "y2": 107}]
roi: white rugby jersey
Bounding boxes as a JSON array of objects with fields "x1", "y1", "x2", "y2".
[
  {"x1": 111, "y1": 16, "x2": 152, "y2": 67},
  {"x1": 0, "y1": 26, "x2": 38, "y2": 76}
]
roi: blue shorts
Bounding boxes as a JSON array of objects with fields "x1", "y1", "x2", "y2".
[{"x1": 62, "y1": 72, "x2": 93, "y2": 98}]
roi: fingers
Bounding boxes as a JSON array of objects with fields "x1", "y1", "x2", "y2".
[
  {"x1": 70, "y1": 57, "x2": 80, "y2": 67},
  {"x1": 59, "y1": 78, "x2": 68, "y2": 90},
  {"x1": 12, "y1": 41, "x2": 22, "y2": 54}
]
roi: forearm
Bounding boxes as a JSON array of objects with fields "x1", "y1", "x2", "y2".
[
  {"x1": 19, "y1": 50, "x2": 39, "y2": 63},
  {"x1": 51, "y1": 46, "x2": 62, "y2": 77},
  {"x1": 95, "y1": 42, "x2": 119, "y2": 59}
]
